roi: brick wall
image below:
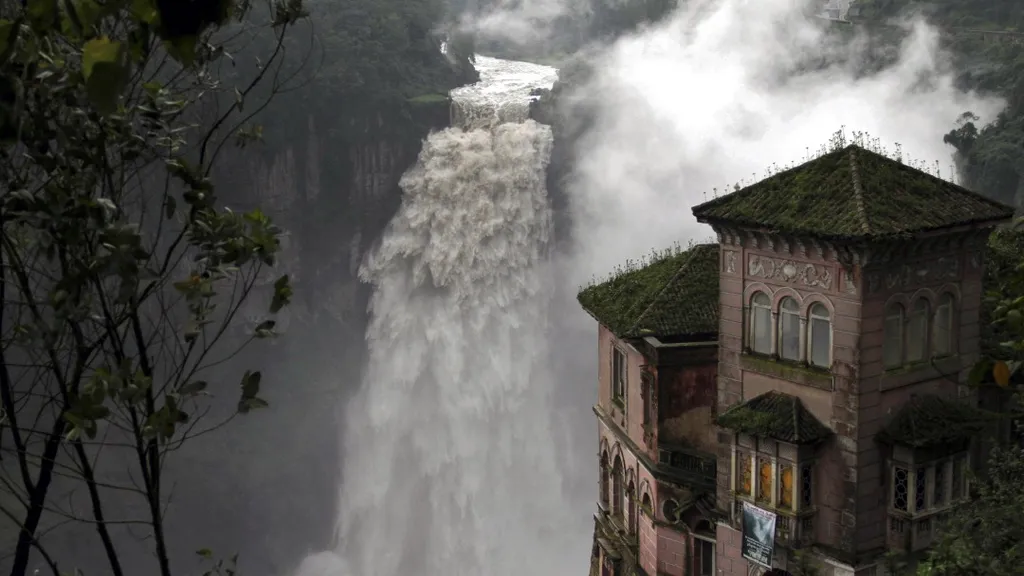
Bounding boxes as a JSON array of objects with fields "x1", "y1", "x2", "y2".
[{"x1": 715, "y1": 522, "x2": 746, "y2": 575}]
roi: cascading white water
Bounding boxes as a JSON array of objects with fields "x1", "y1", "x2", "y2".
[{"x1": 294, "y1": 56, "x2": 586, "y2": 576}]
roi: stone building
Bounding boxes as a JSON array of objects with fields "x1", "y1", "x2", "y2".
[{"x1": 577, "y1": 144, "x2": 1015, "y2": 576}]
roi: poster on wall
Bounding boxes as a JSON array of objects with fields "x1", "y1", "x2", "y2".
[{"x1": 741, "y1": 501, "x2": 777, "y2": 568}]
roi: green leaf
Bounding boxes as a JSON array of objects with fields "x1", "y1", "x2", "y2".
[
  {"x1": 180, "y1": 380, "x2": 208, "y2": 396},
  {"x1": 237, "y1": 397, "x2": 269, "y2": 414},
  {"x1": 82, "y1": 36, "x2": 120, "y2": 79},
  {"x1": 254, "y1": 319, "x2": 275, "y2": 338},
  {"x1": 82, "y1": 37, "x2": 128, "y2": 114},
  {"x1": 0, "y1": 20, "x2": 19, "y2": 64},
  {"x1": 131, "y1": 0, "x2": 159, "y2": 25},
  {"x1": 196, "y1": 548, "x2": 213, "y2": 559},
  {"x1": 27, "y1": 0, "x2": 59, "y2": 32},
  {"x1": 240, "y1": 370, "x2": 261, "y2": 399},
  {"x1": 164, "y1": 195, "x2": 176, "y2": 219},
  {"x1": 164, "y1": 35, "x2": 197, "y2": 66},
  {"x1": 270, "y1": 274, "x2": 291, "y2": 313}
]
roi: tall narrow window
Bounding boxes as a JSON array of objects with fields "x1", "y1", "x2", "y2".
[
  {"x1": 627, "y1": 481, "x2": 637, "y2": 533},
  {"x1": 808, "y1": 303, "x2": 832, "y2": 368},
  {"x1": 750, "y1": 293, "x2": 772, "y2": 354},
  {"x1": 779, "y1": 297, "x2": 801, "y2": 361},
  {"x1": 739, "y1": 451, "x2": 753, "y2": 497},
  {"x1": 642, "y1": 375, "x2": 653, "y2": 427},
  {"x1": 933, "y1": 462, "x2": 946, "y2": 507},
  {"x1": 906, "y1": 299, "x2": 929, "y2": 362},
  {"x1": 600, "y1": 452, "x2": 610, "y2": 507},
  {"x1": 800, "y1": 463, "x2": 814, "y2": 507},
  {"x1": 884, "y1": 304, "x2": 904, "y2": 368},
  {"x1": 757, "y1": 456, "x2": 773, "y2": 502},
  {"x1": 693, "y1": 537, "x2": 715, "y2": 576},
  {"x1": 612, "y1": 456, "x2": 623, "y2": 516},
  {"x1": 612, "y1": 347, "x2": 626, "y2": 404},
  {"x1": 915, "y1": 466, "x2": 928, "y2": 511},
  {"x1": 952, "y1": 457, "x2": 966, "y2": 500},
  {"x1": 893, "y1": 466, "x2": 909, "y2": 511},
  {"x1": 779, "y1": 464, "x2": 794, "y2": 509},
  {"x1": 933, "y1": 294, "x2": 954, "y2": 357}
]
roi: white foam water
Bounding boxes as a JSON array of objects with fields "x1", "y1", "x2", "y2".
[{"x1": 294, "y1": 56, "x2": 587, "y2": 576}]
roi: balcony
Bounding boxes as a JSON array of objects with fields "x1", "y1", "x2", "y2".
[
  {"x1": 888, "y1": 510, "x2": 949, "y2": 552},
  {"x1": 773, "y1": 510, "x2": 816, "y2": 546},
  {"x1": 657, "y1": 445, "x2": 717, "y2": 488}
]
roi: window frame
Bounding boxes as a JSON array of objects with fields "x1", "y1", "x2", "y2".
[
  {"x1": 906, "y1": 298, "x2": 930, "y2": 363},
  {"x1": 932, "y1": 293, "x2": 955, "y2": 358},
  {"x1": 692, "y1": 534, "x2": 716, "y2": 576},
  {"x1": 808, "y1": 303, "x2": 832, "y2": 369},
  {"x1": 778, "y1": 297, "x2": 801, "y2": 361},
  {"x1": 883, "y1": 303, "x2": 905, "y2": 369},
  {"x1": 612, "y1": 346, "x2": 627, "y2": 406},
  {"x1": 641, "y1": 373, "x2": 653, "y2": 428},
  {"x1": 599, "y1": 452, "x2": 610, "y2": 508},
  {"x1": 732, "y1": 439, "x2": 815, "y2": 512},
  {"x1": 889, "y1": 454, "x2": 970, "y2": 516},
  {"x1": 611, "y1": 455, "x2": 624, "y2": 516},
  {"x1": 749, "y1": 292, "x2": 773, "y2": 355}
]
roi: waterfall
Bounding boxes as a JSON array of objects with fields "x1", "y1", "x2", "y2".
[{"x1": 294, "y1": 56, "x2": 587, "y2": 576}]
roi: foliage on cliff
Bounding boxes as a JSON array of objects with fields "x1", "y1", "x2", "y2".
[
  {"x1": 260, "y1": 0, "x2": 476, "y2": 147},
  {"x1": 0, "y1": 0, "x2": 299, "y2": 572}
]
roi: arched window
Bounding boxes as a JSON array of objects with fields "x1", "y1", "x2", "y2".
[
  {"x1": 612, "y1": 456, "x2": 623, "y2": 516},
  {"x1": 641, "y1": 492, "x2": 652, "y2": 515},
  {"x1": 808, "y1": 303, "x2": 831, "y2": 368},
  {"x1": 933, "y1": 294, "x2": 954, "y2": 357},
  {"x1": 884, "y1": 304, "x2": 904, "y2": 368},
  {"x1": 627, "y1": 480, "x2": 637, "y2": 533},
  {"x1": 779, "y1": 297, "x2": 801, "y2": 361},
  {"x1": 906, "y1": 299, "x2": 929, "y2": 362},
  {"x1": 600, "y1": 452, "x2": 609, "y2": 508},
  {"x1": 750, "y1": 292, "x2": 772, "y2": 354}
]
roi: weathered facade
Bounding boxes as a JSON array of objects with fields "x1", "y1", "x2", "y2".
[{"x1": 578, "y1": 144, "x2": 1015, "y2": 576}]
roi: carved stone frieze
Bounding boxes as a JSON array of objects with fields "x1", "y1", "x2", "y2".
[
  {"x1": 747, "y1": 254, "x2": 834, "y2": 289},
  {"x1": 842, "y1": 269, "x2": 857, "y2": 295},
  {"x1": 724, "y1": 250, "x2": 737, "y2": 274},
  {"x1": 865, "y1": 255, "x2": 961, "y2": 294}
]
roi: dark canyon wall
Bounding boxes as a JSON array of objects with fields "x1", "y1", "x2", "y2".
[{"x1": 15, "y1": 1, "x2": 480, "y2": 574}]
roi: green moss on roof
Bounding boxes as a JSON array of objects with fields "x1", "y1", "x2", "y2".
[
  {"x1": 577, "y1": 243, "x2": 719, "y2": 339},
  {"x1": 876, "y1": 394, "x2": 991, "y2": 448},
  {"x1": 716, "y1": 391, "x2": 832, "y2": 444},
  {"x1": 692, "y1": 144, "x2": 1014, "y2": 240}
]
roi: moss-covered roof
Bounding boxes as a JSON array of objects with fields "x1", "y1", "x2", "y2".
[
  {"x1": 576, "y1": 244, "x2": 719, "y2": 339},
  {"x1": 716, "y1": 391, "x2": 832, "y2": 444},
  {"x1": 876, "y1": 394, "x2": 991, "y2": 448},
  {"x1": 691, "y1": 145, "x2": 1014, "y2": 240}
]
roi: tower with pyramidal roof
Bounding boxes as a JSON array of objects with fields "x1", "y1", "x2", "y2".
[{"x1": 577, "y1": 144, "x2": 1014, "y2": 576}]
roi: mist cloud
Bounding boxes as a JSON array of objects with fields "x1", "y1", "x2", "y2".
[
  {"x1": 563, "y1": 0, "x2": 1004, "y2": 282},
  {"x1": 460, "y1": 0, "x2": 587, "y2": 46}
]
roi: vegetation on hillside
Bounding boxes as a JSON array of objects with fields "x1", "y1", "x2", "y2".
[
  {"x1": 0, "y1": 0, "x2": 302, "y2": 573},
  {"x1": 850, "y1": 0, "x2": 1024, "y2": 207}
]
